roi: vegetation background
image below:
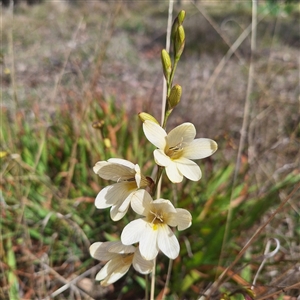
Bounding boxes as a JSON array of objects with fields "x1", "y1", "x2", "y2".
[{"x1": 1, "y1": 0, "x2": 299, "y2": 299}]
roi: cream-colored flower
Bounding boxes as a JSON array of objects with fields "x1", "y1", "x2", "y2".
[
  {"x1": 90, "y1": 241, "x2": 154, "y2": 286},
  {"x1": 93, "y1": 158, "x2": 150, "y2": 221},
  {"x1": 143, "y1": 121, "x2": 218, "y2": 183},
  {"x1": 121, "y1": 190, "x2": 192, "y2": 260}
]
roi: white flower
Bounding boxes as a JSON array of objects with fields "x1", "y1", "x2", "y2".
[
  {"x1": 90, "y1": 241, "x2": 154, "y2": 286},
  {"x1": 93, "y1": 158, "x2": 150, "y2": 221},
  {"x1": 121, "y1": 190, "x2": 192, "y2": 260},
  {"x1": 143, "y1": 121, "x2": 218, "y2": 183}
]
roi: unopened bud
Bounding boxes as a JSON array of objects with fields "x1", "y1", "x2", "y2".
[
  {"x1": 174, "y1": 25, "x2": 185, "y2": 59},
  {"x1": 138, "y1": 112, "x2": 159, "y2": 124},
  {"x1": 171, "y1": 10, "x2": 186, "y2": 41},
  {"x1": 161, "y1": 49, "x2": 172, "y2": 81},
  {"x1": 168, "y1": 84, "x2": 182, "y2": 109},
  {"x1": 178, "y1": 10, "x2": 186, "y2": 24}
]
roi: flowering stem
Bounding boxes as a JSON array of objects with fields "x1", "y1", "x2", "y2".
[
  {"x1": 150, "y1": 257, "x2": 156, "y2": 300},
  {"x1": 162, "y1": 57, "x2": 179, "y2": 129},
  {"x1": 152, "y1": 166, "x2": 164, "y2": 197}
]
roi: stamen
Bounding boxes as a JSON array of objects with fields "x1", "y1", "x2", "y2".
[{"x1": 165, "y1": 138, "x2": 185, "y2": 159}]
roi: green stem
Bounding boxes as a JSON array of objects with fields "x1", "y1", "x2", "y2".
[{"x1": 162, "y1": 57, "x2": 180, "y2": 129}]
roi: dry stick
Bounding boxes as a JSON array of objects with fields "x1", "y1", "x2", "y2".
[
  {"x1": 208, "y1": 181, "x2": 300, "y2": 297},
  {"x1": 199, "y1": 13, "x2": 267, "y2": 101},
  {"x1": 49, "y1": 264, "x2": 102, "y2": 298},
  {"x1": 50, "y1": 17, "x2": 84, "y2": 105},
  {"x1": 256, "y1": 281, "x2": 300, "y2": 300},
  {"x1": 90, "y1": 0, "x2": 123, "y2": 92},
  {"x1": 22, "y1": 249, "x2": 97, "y2": 300}
]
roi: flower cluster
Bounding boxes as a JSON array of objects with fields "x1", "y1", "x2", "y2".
[{"x1": 89, "y1": 10, "x2": 218, "y2": 288}]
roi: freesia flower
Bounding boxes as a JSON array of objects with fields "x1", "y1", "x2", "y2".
[
  {"x1": 142, "y1": 121, "x2": 218, "y2": 183},
  {"x1": 90, "y1": 241, "x2": 154, "y2": 286},
  {"x1": 121, "y1": 190, "x2": 192, "y2": 260},
  {"x1": 93, "y1": 158, "x2": 151, "y2": 221}
]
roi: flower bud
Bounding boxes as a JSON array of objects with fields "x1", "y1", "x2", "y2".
[
  {"x1": 174, "y1": 25, "x2": 185, "y2": 59},
  {"x1": 138, "y1": 112, "x2": 159, "y2": 124},
  {"x1": 171, "y1": 10, "x2": 186, "y2": 41},
  {"x1": 177, "y1": 10, "x2": 186, "y2": 24},
  {"x1": 161, "y1": 49, "x2": 172, "y2": 81},
  {"x1": 168, "y1": 84, "x2": 182, "y2": 109}
]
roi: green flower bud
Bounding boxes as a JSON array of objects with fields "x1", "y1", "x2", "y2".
[
  {"x1": 168, "y1": 84, "x2": 182, "y2": 109},
  {"x1": 138, "y1": 112, "x2": 159, "y2": 124},
  {"x1": 174, "y1": 25, "x2": 185, "y2": 59},
  {"x1": 171, "y1": 10, "x2": 186, "y2": 41},
  {"x1": 161, "y1": 49, "x2": 172, "y2": 81},
  {"x1": 178, "y1": 10, "x2": 186, "y2": 24}
]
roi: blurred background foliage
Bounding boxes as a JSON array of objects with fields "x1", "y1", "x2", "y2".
[{"x1": 1, "y1": 1, "x2": 299, "y2": 299}]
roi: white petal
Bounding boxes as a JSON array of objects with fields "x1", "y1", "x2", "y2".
[
  {"x1": 134, "y1": 164, "x2": 142, "y2": 187},
  {"x1": 95, "y1": 182, "x2": 137, "y2": 209},
  {"x1": 165, "y1": 162, "x2": 183, "y2": 183},
  {"x1": 108, "y1": 158, "x2": 135, "y2": 169},
  {"x1": 157, "y1": 225, "x2": 180, "y2": 259},
  {"x1": 89, "y1": 242, "x2": 119, "y2": 261},
  {"x1": 168, "y1": 209, "x2": 192, "y2": 230},
  {"x1": 183, "y1": 138, "x2": 218, "y2": 160},
  {"x1": 93, "y1": 161, "x2": 109, "y2": 174},
  {"x1": 139, "y1": 224, "x2": 159, "y2": 260},
  {"x1": 167, "y1": 123, "x2": 196, "y2": 147},
  {"x1": 154, "y1": 149, "x2": 171, "y2": 167},
  {"x1": 96, "y1": 257, "x2": 131, "y2": 286},
  {"x1": 131, "y1": 190, "x2": 153, "y2": 216},
  {"x1": 143, "y1": 121, "x2": 167, "y2": 149},
  {"x1": 121, "y1": 219, "x2": 145, "y2": 245},
  {"x1": 118, "y1": 191, "x2": 135, "y2": 212},
  {"x1": 107, "y1": 241, "x2": 135, "y2": 254},
  {"x1": 176, "y1": 158, "x2": 201, "y2": 181},
  {"x1": 110, "y1": 205, "x2": 128, "y2": 221},
  {"x1": 132, "y1": 248, "x2": 154, "y2": 274},
  {"x1": 152, "y1": 199, "x2": 177, "y2": 214},
  {"x1": 94, "y1": 186, "x2": 115, "y2": 209},
  {"x1": 94, "y1": 161, "x2": 135, "y2": 182}
]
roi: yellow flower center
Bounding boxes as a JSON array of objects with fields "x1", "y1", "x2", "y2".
[
  {"x1": 165, "y1": 140, "x2": 184, "y2": 160},
  {"x1": 147, "y1": 209, "x2": 169, "y2": 230}
]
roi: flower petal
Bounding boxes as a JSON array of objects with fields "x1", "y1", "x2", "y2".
[
  {"x1": 152, "y1": 199, "x2": 177, "y2": 214},
  {"x1": 107, "y1": 241, "x2": 135, "y2": 254},
  {"x1": 157, "y1": 225, "x2": 180, "y2": 259},
  {"x1": 90, "y1": 242, "x2": 119, "y2": 261},
  {"x1": 143, "y1": 121, "x2": 167, "y2": 149},
  {"x1": 132, "y1": 248, "x2": 154, "y2": 274},
  {"x1": 107, "y1": 158, "x2": 135, "y2": 169},
  {"x1": 176, "y1": 158, "x2": 201, "y2": 181},
  {"x1": 95, "y1": 182, "x2": 136, "y2": 209},
  {"x1": 183, "y1": 138, "x2": 218, "y2": 160},
  {"x1": 165, "y1": 162, "x2": 183, "y2": 183},
  {"x1": 167, "y1": 123, "x2": 196, "y2": 147},
  {"x1": 168, "y1": 209, "x2": 192, "y2": 230},
  {"x1": 93, "y1": 161, "x2": 109, "y2": 175},
  {"x1": 154, "y1": 149, "x2": 171, "y2": 167},
  {"x1": 131, "y1": 190, "x2": 153, "y2": 216},
  {"x1": 139, "y1": 224, "x2": 159, "y2": 260},
  {"x1": 94, "y1": 161, "x2": 135, "y2": 182},
  {"x1": 96, "y1": 256, "x2": 131, "y2": 286},
  {"x1": 121, "y1": 219, "x2": 145, "y2": 245},
  {"x1": 110, "y1": 204, "x2": 128, "y2": 221}
]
